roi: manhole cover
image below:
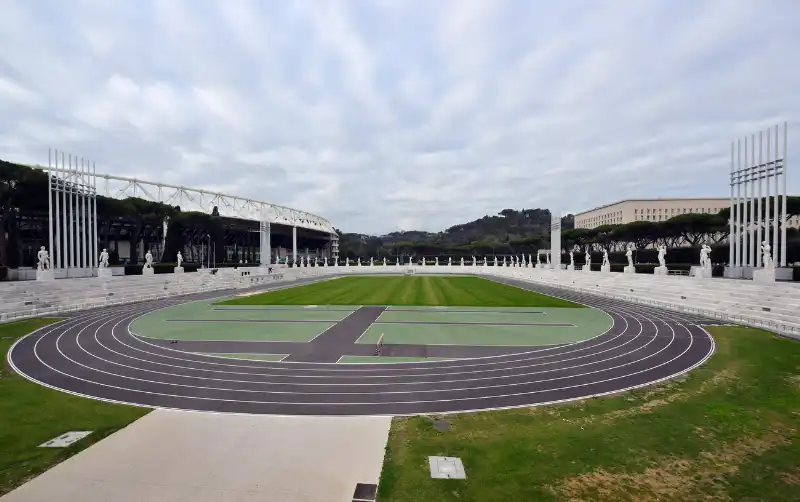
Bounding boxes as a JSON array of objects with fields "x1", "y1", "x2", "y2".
[{"x1": 433, "y1": 420, "x2": 450, "y2": 431}]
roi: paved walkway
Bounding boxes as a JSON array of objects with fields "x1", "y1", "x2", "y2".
[{"x1": 2, "y1": 410, "x2": 391, "y2": 502}]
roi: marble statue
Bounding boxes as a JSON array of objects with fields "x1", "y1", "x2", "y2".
[
  {"x1": 503, "y1": 256, "x2": 508, "y2": 267},
  {"x1": 484, "y1": 257, "x2": 488, "y2": 266},
  {"x1": 625, "y1": 245, "x2": 634, "y2": 268},
  {"x1": 761, "y1": 241, "x2": 773, "y2": 269},
  {"x1": 383, "y1": 257, "x2": 387, "y2": 266},
  {"x1": 569, "y1": 250, "x2": 575, "y2": 266},
  {"x1": 528, "y1": 254, "x2": 532, "y2": 266},
  {"x1": 602, "y1": 249, "x2": 610, "y2": 267},
  {"x1": 699, "y1": 245, "x2": 710, "y2": 269},
  {"x1": 37, "y1": 246, "x2": 50, "y2": 271},
  {"x1": 585, "y1": 248, "x2": 591, "y2": 267},
  {"x1": 435, "y1": 257, "x2": 439, "y2": 266},
  {"x1": 472, "y1": 256, "x2": 476, "y2": 266},
  {"x1": 144, "y1": 250, "x2": 154, "y2": 269},
  {"x1": 357, "y1": 257, "x2": 361, "y2": 266},
  {"x1": 98, "y1": 248, "x2": 109, "y2": 268},
  {"x1": 448, "y1": 257, "x2": 452, "y2": 266},
  {"x1": 324, "y1": 257, "x2": 328, "y2": 266},
  {"x1": 521, "y1": 255, "x2": 525, "y2": 267},
  {"x1": 370, "y1": 257, "x2": 374, "y2": 266},
  {"x1": 345, "y1": 257, "x2": 350, "y2": 267},
  {"x1": 176, "y1": 251, "x2": 183, "y2": 268},
  {"x1": 546, "y1": 252, "x2": 551, "y2": 265},
  {"x1": 536, "y1": 253, "x2": 541, "y2": 265},
  {"x1": 494, "y1": 256, "x2": 498, "y2": 267},
  {"x1": 657, "y1": 245, "x2": 666, "y2": 268},
  {"x1": 460, "y1": 257, "x2": 465, "y2": 266}
]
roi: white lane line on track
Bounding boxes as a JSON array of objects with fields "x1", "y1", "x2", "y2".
[
  {"x1": 42, "y1": 294, "x2": 686, "y2": 398},
  {"x1": 7, "y1": 274, "x2": 716, "y2": 416}
]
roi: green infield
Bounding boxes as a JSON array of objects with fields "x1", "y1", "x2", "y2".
[
  {"x1": 1, "y1": 319, "x2": 149, "y2": 496},
  {"x1": 377, "y1": 326, "x2": 800, "y2": 502},
  {"x1": 216, "y1": 276, "x2": 583, "y2": 308}
]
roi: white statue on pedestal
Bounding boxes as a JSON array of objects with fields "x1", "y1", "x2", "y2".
[
  {"x1": 370, "y1": 257, "x2": 374, "y2": 266},
  {"x1": 144, "y1": 250, "x2": 154, "y2": 269},
  {"x1": 761, "y1": 241, "x2": 773, "y2": 269},
  {"x1": 585, "y1": 247, "x2": 591, "y2": 267},
  {"x1": 98, "y1": 248, "x2": 109, "y2": 268},
  {"x1": 503, "y1": 256, "x2": 508, "y2": 267},
  {"x1": 460, "y1": 257, "x2": 465, "y2": 266},
  {"x1": 484, "y1": 257, "x2": 488, "y2": 266},
  {"x1": 602, "y1": 249, "x2": 610, "y2": 267},
  {"x1": 472, "y1": 256, "x2": 476, "y2": 266},
  {"x1": 546, "y1": 252, "x2": 551, "y2": 265},
  {"x1": 176, "y1": 251, "x2": 183, "y2": 268},
  {"x1": 357, "y1": 258, "x2": 361, "y2": 266},
  {"x1": 699, "y1": 245, "x2": 710, "y2": 269},
  {"x1": 494, "y1": 256, "x2": 498, "y2": 266},
  {"x1": 383, "y1": 257, "x2": 387, "y2": 266},
  {"x1": 324, "y1": 257, "x2": 328, "y2": 266},
  {"x1": 569, "y1": 250, "x2": 575, "y2": 267},
  {"x1": 435, "y1": 257, "x2": 439, "y2": 266},
  {"x1": 535, "y1": 253, "x2": 541, "y2": 265},
  {"x1": 448, "y1": 257, "x2": 452, "y2": 266},
  {"x1": 657, "y1": 245, "x2": 666, "y2": 268},
  {"x1": 37, "y1": 246, "x2": 51, "y2": 271},
  {"x1": 625, "y1": 245, "x2": 634, "y2": 268}
]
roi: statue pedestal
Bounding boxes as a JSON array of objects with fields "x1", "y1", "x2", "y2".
[
  {"x1": 600, "y1": 265, "x2": 611, "y2": 273},
  {"x1": 36, "y1": 269, "x2": 55, "y2": 281},
  {"x1": 753, "y1": 267, "x2": 776, "y2": 284},
  {"x1": 566, "y1": 264, "x2": 574, "y2": 271},
  {"x1": 142, "y1": 267, "x2": 155, "y2": 276},
  {"x1": 623, "y1": 266, "x2": 636, "y2": 274},
  {"x1": 96, "y1": 267, "x2": 112, "y2": 279},
  {"x1": 583, "y1": 265, "x2": 592, "y2": 272},
  {"x1": 174, "y1": 266, "x2": 184, "y2": 274},
  {"x1": 691, "y1": 266, "x2": 711, "y2": 278},
  {"x1": 654, "y1": 266, "x2": 668, "y2": 276},
  {"x1": 535, "y1": 264, "x2": 544, "y2": 269}
]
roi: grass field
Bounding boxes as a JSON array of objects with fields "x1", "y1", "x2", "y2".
[
  {"x1": 0, "y1": 319, "x2": 149, "y2": 496},
  {"x1": 376, "y1": 326, "x2": 800, "y2": 502},
  {"x1": 217, "y1": 276, "x2": 583, "y2": 308}
]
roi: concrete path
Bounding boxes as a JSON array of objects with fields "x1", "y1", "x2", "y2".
[{"x1": 2, "y1": 410, "x2": 391, "y2": 502}]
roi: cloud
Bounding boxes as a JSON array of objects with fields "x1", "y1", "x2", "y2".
[{"x1": 0, "y1": 0, "x2": 798, "y2": 234}]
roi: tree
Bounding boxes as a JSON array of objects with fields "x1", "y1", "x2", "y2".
[{"x1": 664, "y1": 213, "x2": 725, "y2": 246}]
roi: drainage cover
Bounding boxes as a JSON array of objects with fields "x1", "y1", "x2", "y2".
[
  {"x1": 40, "y1": 431, "x2": 92, "y2": 448},
  {"x1": 428, "y1": 456, "x2": 466, "y2": 479}
]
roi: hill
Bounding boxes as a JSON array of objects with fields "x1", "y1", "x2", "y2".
[{"x1": 337, "y1": 209, "x2": 575, "y2": 258}]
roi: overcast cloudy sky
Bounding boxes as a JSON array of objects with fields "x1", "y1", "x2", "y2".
[{"x1": 1, "y1": 0, "x2": 798, "y2": 235}]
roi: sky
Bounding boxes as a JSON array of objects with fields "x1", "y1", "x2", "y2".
[{"x1": 1, "y1": 0, "x2": 799, "y2": 235}]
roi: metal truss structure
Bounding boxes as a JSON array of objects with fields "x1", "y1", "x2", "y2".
[{"x1": 26, "y1": 162, "x2": 336, "y2": 234}]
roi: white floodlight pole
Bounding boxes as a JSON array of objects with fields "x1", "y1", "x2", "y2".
[
  {"x1": 756, "y1": 133, "x2": 762, "y2": 267},
  {"x1": 729, "y1": 142, "x2": 734, "y2": 267}
]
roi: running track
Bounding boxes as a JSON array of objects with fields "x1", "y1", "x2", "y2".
[{"x1": 7, "y1": 274, "x2": 717, "y2": 416}]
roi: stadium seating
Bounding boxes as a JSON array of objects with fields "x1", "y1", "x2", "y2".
[{"x1": 0, "y1": 267, "x2": 331, "y2": 322}]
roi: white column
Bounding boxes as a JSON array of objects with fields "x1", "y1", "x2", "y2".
[
  {"x1": 47, "y1": 150, "x2": 54, "y2": 268},
  {"x1": 550, "y1": 211, "x2": 562, "y2": 268},
  {"x1": 780, "y1": 122, "x2": 787, "y2": 267},
  {"x1": 54, "y1": 152, "x2": 61, "y2": 270},
  {"x1": 265, "y1": 222, "x2": 271, "y2": 264},
  {"x1": 67, "y1": 154, "x2": 75, "y2": 271},
  {"x1": 756, "y1": 133, "x2": 762, "y2": 267},
  {"x1": 729, "y1": 142, "x2": 734, "y2": 267},
  {"x1": 292, "y1": 226, "x2": 297, "y2": 264},
  {"x1": 736, "y1": 140, "x2": 743, "y2": 267},
  {"x1": 743, "y1": 138, "x2": 750, "y2": 267},
  {"x1": 78, "y1": 158, "x2": 86, "y2": 274},
  {"x1": 91, "y1": 161, "x2": 97, "y2": 271},
  {"x1": 764, "y1": 130, "x2": 771, "y2": 265},
  {"x1": 749, "y1": 136, "x2": 757, "y2": 267}
]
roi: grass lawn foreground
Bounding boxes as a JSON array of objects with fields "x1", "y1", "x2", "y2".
[
  {"x1": 377, "y1": 326, "x2": 800, "y2": 502},
  {"x1": 217, "y1": 276, "x2": 583, "y2": 308},
  {"x1": 0, "y1": 319, "x2": 149, "y2": 496}
]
